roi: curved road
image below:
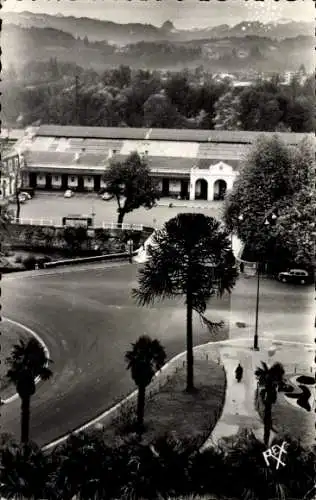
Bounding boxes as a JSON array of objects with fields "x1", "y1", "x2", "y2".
[{"x1": 1, "y1": 263, "x2": 313, "y2": 447}]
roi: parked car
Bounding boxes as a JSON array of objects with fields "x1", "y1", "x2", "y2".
[
  {"x1": 7, "y1": 194, "x2": 26, "y2": 204},
  {"x1": 19, "y1": 187, "x2": 34, "y2": 198},
  {"x1": 20, "y1": 191, "x2": 32, "y2": 200},
  {"x1": 18, "y1": 193, "x2": 29, "y2": 203},
  {"x1": 64, "y1": 189, "x2": 74, "y2": 198},
  {"x1": 101, "y1": 192, "x2": 112, "y2": 201},
  {"x1": 278, "y1": 269, "x2": 310, "y2": 285}
]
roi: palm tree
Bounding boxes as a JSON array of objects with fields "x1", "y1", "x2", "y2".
[
  {"x1": 132, "y1": 213, "x2": 237, "y2": 392},
  {"x1": 125, "y1": 335, "x2": 166, "y2": 433},
  {"x1": 254, "y1": 361, "x2": 285, "y2": 447},
  {"x1": 0, "y1": 439, "x2": 48, "y2": 500},
  {"x1": 6, "y1": 337, "x2": 53, "y2": 444},
  {"x1": 48, "y1": 431, "x2": 114, "y2": 500}
]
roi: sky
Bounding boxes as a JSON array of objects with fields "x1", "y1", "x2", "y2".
[{"x1": 2, "y1": 0, "x2": 314, "y2": 29}]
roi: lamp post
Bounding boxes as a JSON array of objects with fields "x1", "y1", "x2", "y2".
[
  {"x1": 127, "y1": 238, "x2": 134, "y2": 263},
  {"x1": 238, "y1": 210, "x2": 277, "y2": 351}
]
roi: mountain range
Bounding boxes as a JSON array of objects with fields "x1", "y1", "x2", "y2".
[
  {"x1": 2, "y1": 12, "x2": 313, "y2": 74},
  {"x1": 3, "y1": 11, "x2": 314, "y2": 43}
]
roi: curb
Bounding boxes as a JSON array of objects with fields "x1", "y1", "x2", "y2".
[
  {"x1": 43, "y1": 335, "x2": 315, "y2": 451},
  {"x1": 157, "y1": 202, "x2": 218, "y2": 210},
  {"x1": 1, "y1": 261, "x2": 132, "y2": 279},
  {"x1": 42, "y1": 338, "x2": 229, "y2": 451},
  {"x1": 1, "y1": 317, "x2": 51, "y2": 405}
]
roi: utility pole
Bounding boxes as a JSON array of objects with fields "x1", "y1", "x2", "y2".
[
  {"x1": 75, "y1": 75, "x2": 80, "y2": 125},
  {"x1": 253, "y1": 261, "x2": 260, "y2": 351}
]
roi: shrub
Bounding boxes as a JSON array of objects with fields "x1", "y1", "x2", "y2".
[
  {"x1": 14, "y1": 254, "x2": 23, "y2": 264},
  {"x1": 63, "y1": 226, "x2": 88, "y2": 253},
  {"x1": 36, "y1": 256, "x2": 52, "y2": 268},
  {"x1": 112, "y1": 403, "x2": 136, "y2": 436},
  {"x1": 22, "y1": 255, "x2": 37, "y2": 270}
]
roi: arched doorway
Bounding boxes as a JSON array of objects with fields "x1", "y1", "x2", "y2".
[
  {"x1": 213, "y1": 179, "x2": 227, "y2": 201},
  {"x1": 195, "y1": 179, "x2": 208, "y2": 200}
]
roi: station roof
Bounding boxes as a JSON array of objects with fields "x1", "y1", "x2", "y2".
[{"x1": 35, "y1": 125, "x2": 313, "y2": 146}]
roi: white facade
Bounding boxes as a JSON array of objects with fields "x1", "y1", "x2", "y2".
[{"x1": 189, "y1": 161, "x2": 237, "y2": 201}]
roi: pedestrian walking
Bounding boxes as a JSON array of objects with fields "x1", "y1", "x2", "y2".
[{"x1": 235, "y1": 363, "x2": 243, "y2": 382}]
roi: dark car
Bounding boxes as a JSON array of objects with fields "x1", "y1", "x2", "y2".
[{"x1": 278, "y1": 268, "x2": 310, "y2": 285}]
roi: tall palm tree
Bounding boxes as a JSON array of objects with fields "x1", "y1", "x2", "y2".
[
  {"x1": 254, "y1": 361, "x2": 285, "y2": 447},
  {"x1": 132, "y1": 213, "x2": 237, "y2": 392},
  {"x1": 6, "y1": 337, "x2": 53, "y2": 444},
  {"x1": 125, "y1": 335, "x2": 166, "y2": 433}
]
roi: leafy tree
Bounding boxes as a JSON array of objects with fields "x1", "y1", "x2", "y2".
[
  {"x1": 0, "y1": 200, "x2": 12, "y2": 251},
  {"x1": 0, "y1": 439, "x2": 49, "y2": 499},
  {"x1": 102, "y1": 152, "x2": 160, "y2": 225},
  {"x1": 143, "y1": 93, "x2": 182, "y2": 128},
  {"x1": 109, "y1": 65, "x2": 131, "y2": 89},
  {"x1": 213, "y1": 90, "x2": 242, "y2": 130},
  {"x1": 238, "y1": 87, "x2": 283, "y2": 131},
  {"x1": 285, "y1": 95, "x2": 315, "y2": 132},
  {"x1": 125, "y1": 335, "x2": 166, "y2": 433},
  {"x1": 164, "y1": 72, "x2": 191, "y2": 116},
  {"x1": 132, "y1": 214, "x2": 237, "y2": 392},
  {"x1": 255, "y1": 361, "x2": 285, "y2": 446},
  {"x1": 6, "y1": 337, "x2": 53, "y2": 444},
  {"x1": 224, "y1": 135, "x2": 315, "y2": 269}
]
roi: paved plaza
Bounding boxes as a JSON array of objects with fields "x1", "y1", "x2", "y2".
[{"x1": 15, "y1": 191, "x2": 224, "y2": 227}]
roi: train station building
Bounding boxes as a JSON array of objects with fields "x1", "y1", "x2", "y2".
[{"x1": 1, "y1": 125, "x2": 312, "y2": 201}]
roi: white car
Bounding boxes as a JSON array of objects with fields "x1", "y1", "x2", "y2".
[
  {"x1": 20, "y1": 191, "x2": 32, "y2": 200},
  {"x1": 64, "y1": 189, "x2": 74, "y2": 198},
  {"x1": 101, "y1": 193, "x2": 112, "y2": 201},
  {"x1": 18, "y1": 193, "x2": 28, "y2": 203}
]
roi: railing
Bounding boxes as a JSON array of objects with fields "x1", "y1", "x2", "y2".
[
  {"x1": 12, "y1": 218, "x2": 144, "y2": 231},
  {"x1": 101, "y1": 221, "x2": 143, "y2": 231},
  {"x1": 14, "y1": 218, "x2": 61, "y2": 227}
]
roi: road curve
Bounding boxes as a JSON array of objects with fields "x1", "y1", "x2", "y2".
[
  {"x1": 1, "y1": 263, "x2": 230, "y2": 446},
  {"x1": 1, "y1": 263, "x2": 313, "y2": 447}
]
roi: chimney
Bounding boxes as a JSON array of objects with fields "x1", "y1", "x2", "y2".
[{"x1": 74, "y1": 152, "x2": 81, "y2": 163}]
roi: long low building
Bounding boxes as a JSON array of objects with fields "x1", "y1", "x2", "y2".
[{"x1": 1, "y1": 125, "x2": 313, "y2": 201}]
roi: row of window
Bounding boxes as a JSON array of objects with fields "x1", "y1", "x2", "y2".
[{"x1": 37, "y1": 175, "x2": 93, "y2": 182}]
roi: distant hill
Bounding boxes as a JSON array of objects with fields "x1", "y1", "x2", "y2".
[
  {"x1": 2, "y1": 22, "x2": 313, "y2": 74},
  {"x1": 3, "y1": 11, "x2": 314, "y2": 43}
]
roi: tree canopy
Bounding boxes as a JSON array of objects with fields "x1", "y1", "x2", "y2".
[
  {"x1": 224, "y1": 135, "x2": 315, "y2": 270},
  {"x1": 102, "y1": 152, "x2": 160, "y2": 224},
  {"x1": 3, "y1": 63, "x2": 314, "y2": 132}
]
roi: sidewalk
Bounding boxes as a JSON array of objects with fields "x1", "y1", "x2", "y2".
[{"x1": 202, "y1": 337, "x2": 314, "y2": 449}]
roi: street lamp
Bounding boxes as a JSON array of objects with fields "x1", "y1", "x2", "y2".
[
  {"x1": 237, "y1": 210, "x2": 277, "y2": 351},
  {"x1": 127, "y1": 238, "x2": 134, "y2": 263}
]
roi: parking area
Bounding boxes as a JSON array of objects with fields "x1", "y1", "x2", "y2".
[{"x1": 14, "y1": 191, "x2": 224, "y2": 227}]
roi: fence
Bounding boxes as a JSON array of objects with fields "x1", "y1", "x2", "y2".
[{"x1": 12, "y1": 218, "x2": 144, "y2": 231}]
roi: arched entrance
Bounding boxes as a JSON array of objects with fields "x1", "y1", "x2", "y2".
[
  {"x1": 195, "y1": 179, "x2": 208, "y2": 200},
  {"x1": 213, "y1": 179, "x2": 227, "y2": 201}
]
